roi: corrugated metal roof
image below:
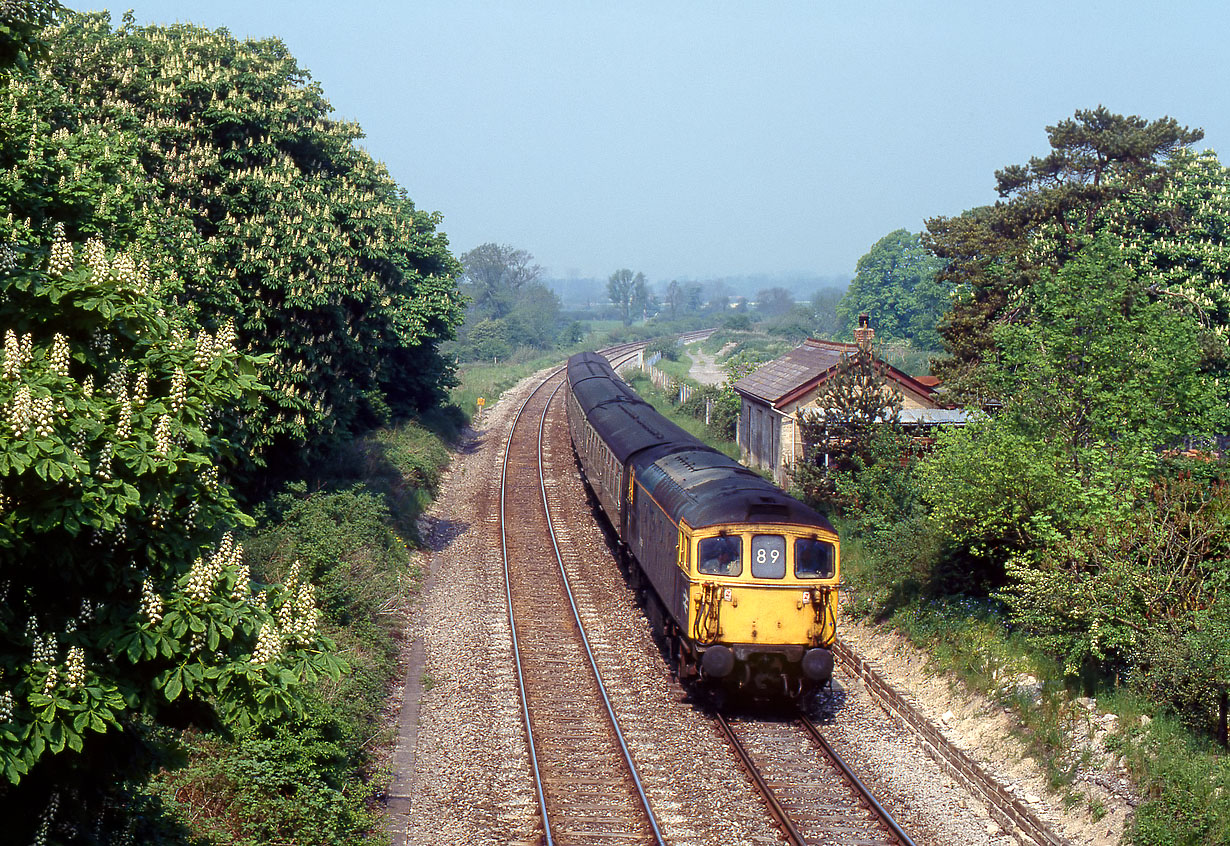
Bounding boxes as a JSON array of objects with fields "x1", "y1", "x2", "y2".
[
  {"x1": 899, "y1": 408, "x2": 976, "y2": 424},
  {"x1": 732, "y1": 339, "x2": 856, "y2": 405}
]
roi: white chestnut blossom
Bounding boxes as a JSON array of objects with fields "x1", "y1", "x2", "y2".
[
  {"x1": 139, "y1": 577, "x2": 164, "y2": 624},
  {"x1": 168, "y1": 367, "x2": 187, "y2": 414},
  {"x1": 251, "y1": 621, "x2": 281, "y2": 665},
  {"x1": 48, "y1": 333, "x2": 69, "y2": 376},
  {"x1": 65, "y1": 646, "x2": 85, "y2": 689},
  {"x1": 153, "y1": 413, "x2": 172, "y2": 456},
  {"x1": 7, "y1": 384, "x2": 31, "y2": 436},
  {"x1": 47, "y1": 222, "x2": 73, "y2": 277},
  {"x1": 32, "y1": 631, "x2": 56, "y2": 664},
  {"x1": 114, "y1": 397, "x2": 131, "y2": 440}
]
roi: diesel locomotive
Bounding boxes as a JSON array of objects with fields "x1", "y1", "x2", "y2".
[{"x1": 564, "y1": 351, "x2": 839, "y2": 698}]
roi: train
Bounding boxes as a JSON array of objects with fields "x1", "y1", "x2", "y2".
[{"x1": 564, "y1": 351, "x2": 840, "y2": 699}]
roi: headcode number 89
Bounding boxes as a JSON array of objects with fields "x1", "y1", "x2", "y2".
[{"x1": 751, "y1": 534, "x2": 786, "y2": 578}]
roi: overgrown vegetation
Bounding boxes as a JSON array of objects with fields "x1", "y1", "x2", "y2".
[
  {"x1": 0, "y1": 4, "x2": 462, "y2": 841},
  {"x1": 798, "y1": 109, "x2": 1230, "y2": 845},
  {"x1": 148, "y1": 420, "x2": 451, "y2": 845}
]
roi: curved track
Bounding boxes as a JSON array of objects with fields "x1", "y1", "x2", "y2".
[{"x1": 500, "y1": 355, "x2": 663, "y2": 845}]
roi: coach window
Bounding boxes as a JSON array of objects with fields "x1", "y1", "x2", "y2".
[
  {"x1": 795, "y1": 537, "x2": 835, "y2": 579},
  {"x1": 698, "y1": 536, "x2": 742, "y2": 576},
  {"x1": 751, "y1": 534, "x2": 786, "y2": 578}
]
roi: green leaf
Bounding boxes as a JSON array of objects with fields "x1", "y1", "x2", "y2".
[
  {"x1": 48, "y1": 723, "x2": 65, "y2": 754},
  {"x1": 164, "y1": 669, "x2": 183, "y2": 702}
]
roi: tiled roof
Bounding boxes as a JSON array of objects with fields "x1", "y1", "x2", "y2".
[
  {"x1": 732, "y1": 339, "x2": 855, "y2": 405},
  {"x1": 733, "y1": 338, "x2": 940, "y2": 408}
]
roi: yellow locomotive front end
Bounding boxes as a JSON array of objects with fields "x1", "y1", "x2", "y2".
[{"x1": 681, "y1": 524, "x2": 839, "y2": 696}]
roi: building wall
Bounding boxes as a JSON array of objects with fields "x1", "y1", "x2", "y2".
[
  {"x1": 739, "y1": 396, "x2": 780, "y2": 475},
  {"x1": 779, "y1": 383, "x2": 937, "y2": 481}
]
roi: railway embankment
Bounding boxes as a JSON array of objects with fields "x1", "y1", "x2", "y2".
[{"x1": 839, "y1": 617, "x2": 1138, "y2": 845}]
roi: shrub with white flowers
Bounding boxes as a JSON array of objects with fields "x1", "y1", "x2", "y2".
[{"x1": 0, "y1": 226, "x2": 342, "y2": 837}]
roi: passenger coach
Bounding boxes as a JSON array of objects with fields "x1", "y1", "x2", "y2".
[{"x1": 565, "y1": 351, "x2": 839, "y2": 698}]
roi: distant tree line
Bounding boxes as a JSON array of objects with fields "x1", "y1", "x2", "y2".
[{"x1": 448, "y1": 243, "x2": 579, "y2": 362}]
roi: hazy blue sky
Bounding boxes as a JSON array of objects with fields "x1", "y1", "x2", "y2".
[{"x1": 67, "y1": 1, "x2": 1230, "y2": 285}]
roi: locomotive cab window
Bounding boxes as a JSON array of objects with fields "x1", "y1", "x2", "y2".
[
  {"x1": 751, "y1": 534, "x2": 786, "y2": 578},
  {"x1": 698, "y1": 536, "x2": 742, "y2": 576},
  {"x1": 795, "y1": 537, "x2": 835, "y2": 579}
]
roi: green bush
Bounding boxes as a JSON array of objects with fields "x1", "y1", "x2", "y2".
[
  {"x1": 148, "y1": 420, "x2": 449, "y2": 844},
  {"x1": 157, "y1": 703, "x2": 382, "y2": 846},
  {"x1": 644, "y1": 338, "x2": 680, "y2": 362},
  {"x1": 1118, "y1": 716, "x2": 1230, "y2": 846},
  {"x1": 626, "y1": 375, "x2": 739, "y2": 460},
  {"x1": 676, "y1": 384, "x2": 739, "y2": 442}
]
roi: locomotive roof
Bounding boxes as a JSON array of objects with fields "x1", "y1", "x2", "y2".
[
  {"x1": 632, "y1": 444, "x2": 832, "y2": 531},
  {"x1": 566, "y1": 352, "x2": 833, "y2": 533}
]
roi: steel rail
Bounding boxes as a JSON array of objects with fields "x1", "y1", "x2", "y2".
[
  {"x1": 798, "y1": 715, "x2": 918, "y2": 846},
  {"x1": 500, "y1": 373, "x2": 558, "y2": 846},
  {"x1": 535, "y1": 376, "x2": 665, "y2": 845},
  {"x1": 713, "y1": 712, "x2": 809, "y2": 846},
  {"x1": 498, "y1": 348, "x2": 656, "y2": 845}
]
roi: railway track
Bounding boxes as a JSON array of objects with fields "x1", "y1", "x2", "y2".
[
  {"x1": 500, "y1": 362, "x2": 664, "y2": 845},
  {"x1": 716, "y1": 711, "x2": 916, "y2": 846},
  {"x1": 498, "y1": 337, "x2": 927, "y2": 845}
]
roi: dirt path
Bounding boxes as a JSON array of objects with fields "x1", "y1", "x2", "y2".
[{"x1": 686, "y1": 341, "x2": 735, "y2": 386}]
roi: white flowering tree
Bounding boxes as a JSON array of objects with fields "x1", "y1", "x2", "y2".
[
  {"x1": 34, "y1": 12, "x2": 466, "y2": 476},
  {"x1": 0, "y1": 226, "x2": 342, "y2": 841}
]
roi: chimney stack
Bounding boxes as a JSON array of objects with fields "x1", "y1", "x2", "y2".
[{"x1": 854, "y1": 313, "x2": 874, "y2": 351}]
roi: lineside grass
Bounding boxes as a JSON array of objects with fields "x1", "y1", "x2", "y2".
[
  {"x1": 449, "y1": 328, "x2": 633, "y2": 421},
  {"x1": 659, "y1": 353, "x2": 695, "y2": 380},
  {"x1": 624, "y1": 373, "x2": 740, "y2": 461}
]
